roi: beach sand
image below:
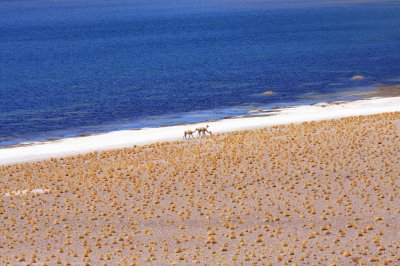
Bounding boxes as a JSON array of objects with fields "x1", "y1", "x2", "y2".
[
  {"x1": 1, "y1": 95, "x2": 400, "y2": 166},
  {"x1": 1, "y1": 111, "x2": 400, "y2": 265}
]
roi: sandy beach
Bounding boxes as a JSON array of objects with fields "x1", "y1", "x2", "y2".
[
  {"x1": 1, "y1": 109, "x2": 400, "y2": 265},
  {"x1": 1, "y1": 95, "x2": 400, "y2": 165}
]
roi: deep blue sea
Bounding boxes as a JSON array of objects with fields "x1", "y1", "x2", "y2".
[{"x1": 1, "y1": 0, "x2": 400, "y2": 146}]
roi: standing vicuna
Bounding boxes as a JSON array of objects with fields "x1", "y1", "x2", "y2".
[
  {"x1": 183, "y1": 129, "x2": 197, "y2": 139},
  {"x1": 197, "y1": 125, "x2": 212, "y2": 137}
]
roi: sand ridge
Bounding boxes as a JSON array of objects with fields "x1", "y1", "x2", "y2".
[{"x1": 1, "y1": 112, "x2": 400, "y2": 265}]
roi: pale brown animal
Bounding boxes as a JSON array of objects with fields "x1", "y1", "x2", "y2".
[
  {"x1": 183, "y1": 129, "x2": 197, "y2": 139},
  {"x1": 197, "y1": 125, "x2": 212, "y2": 137}
]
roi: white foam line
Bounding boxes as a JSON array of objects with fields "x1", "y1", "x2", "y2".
[
  {"x1": 4, "y1": 188, "x2": 50, "y2": 197},
  {"x1": 1, "y1": 96, "x2": 400, "y2": 166}
]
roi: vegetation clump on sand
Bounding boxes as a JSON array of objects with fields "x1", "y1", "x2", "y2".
[{"x1": 0, "y1": 112, "x2": 400, "y2": 265}]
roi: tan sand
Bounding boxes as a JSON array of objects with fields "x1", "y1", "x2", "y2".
[{"x1": 1, "y1": 112, "x2": 400, "y2": 265}]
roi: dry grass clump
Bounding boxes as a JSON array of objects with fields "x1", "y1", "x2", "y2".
[{"x1": 0, "y1": 112, "x2": 400, "y2": 264}]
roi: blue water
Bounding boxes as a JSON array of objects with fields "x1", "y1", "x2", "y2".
[{"x1": 1, "y1": 0, "x2": 400, "y2": 146}]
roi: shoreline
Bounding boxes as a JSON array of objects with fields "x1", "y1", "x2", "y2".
[
  {"x1": 1, "y1": 95, "x2": 400, "y2": 166},
  {"x1": 0, "y1": 83, "x2": 397, "y2": 150},
  {"x1": 0, "y1": 83, "x2": 395, "y2": 148}
]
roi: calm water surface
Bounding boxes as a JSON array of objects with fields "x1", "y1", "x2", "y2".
[{"x1": 1, "y1": 0, "x2": 400, "y2": 146}]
